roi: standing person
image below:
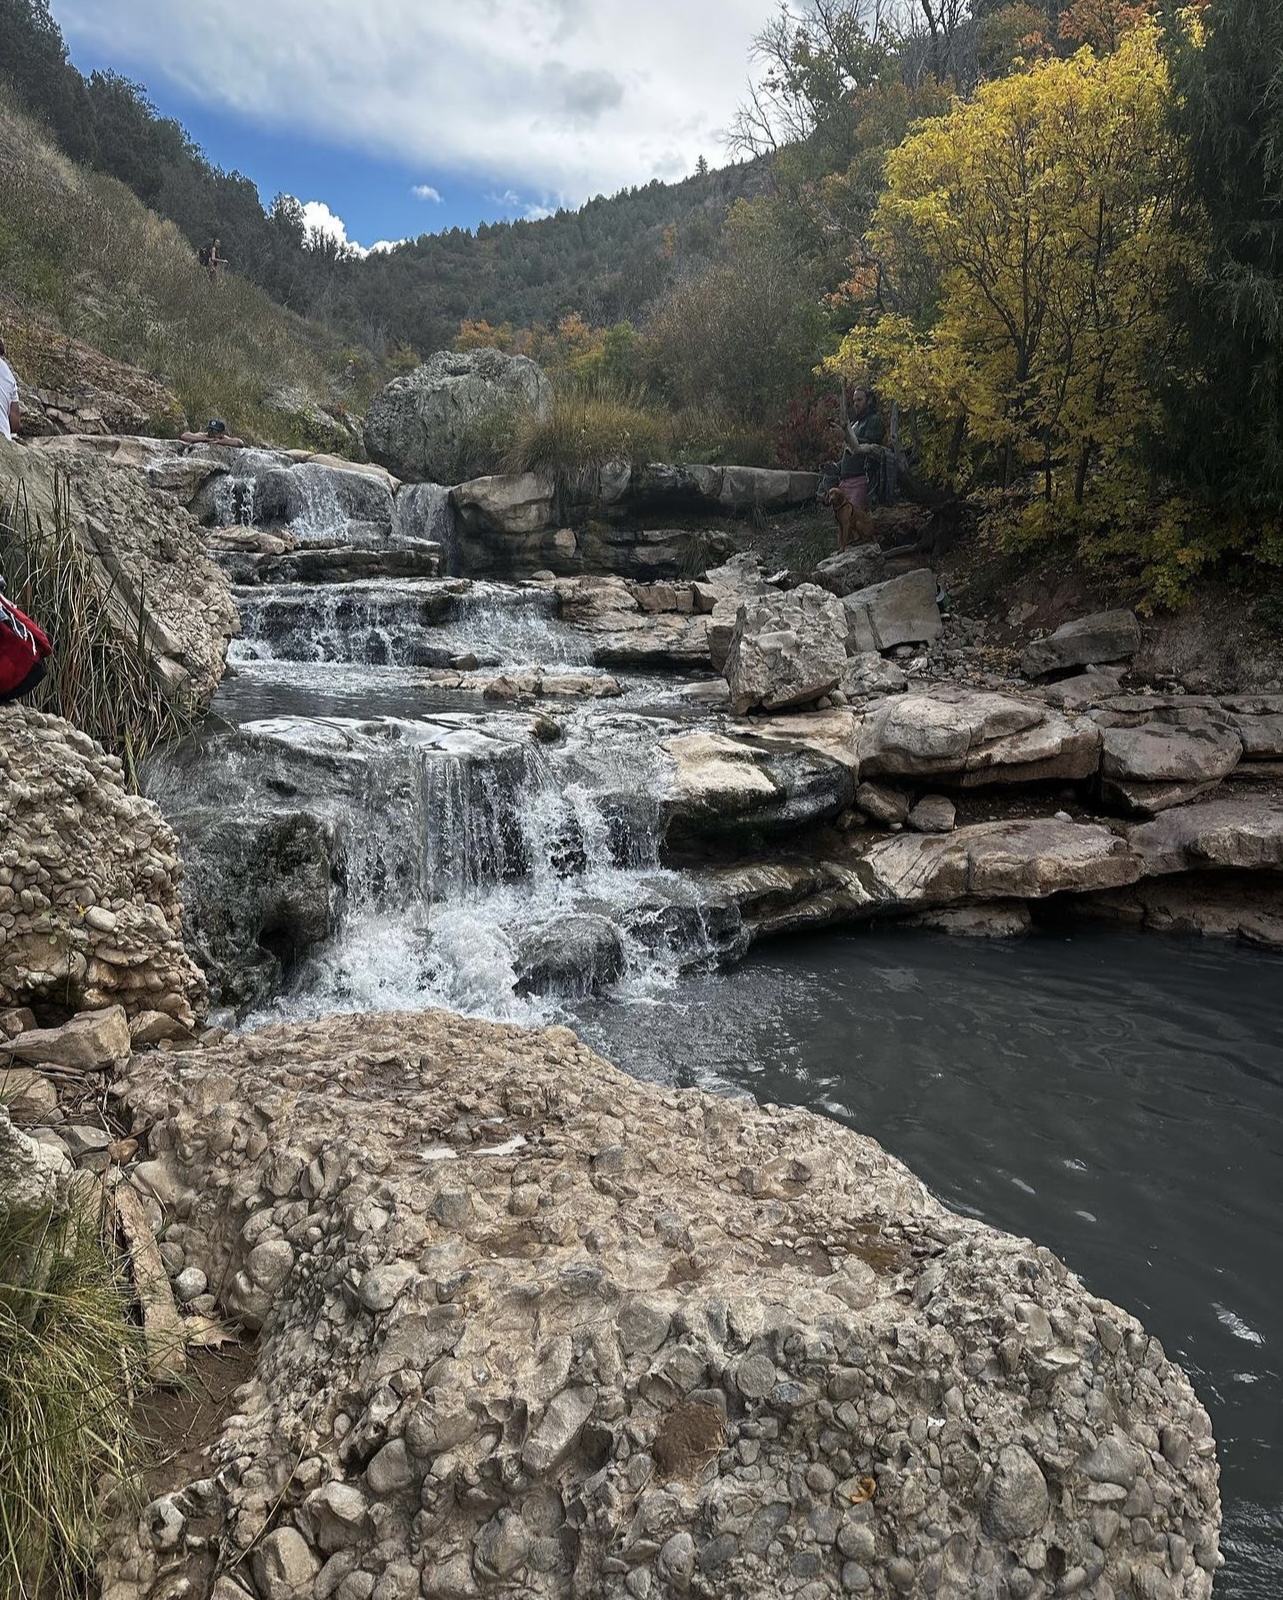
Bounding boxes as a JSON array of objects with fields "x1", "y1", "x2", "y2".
[
  {"x1": 0, "y1": 336, "x2": 21, "y2": 441},
  {"x1": 818, "y1": 384, "x2": 886, "y2": 514},
  {"x1": 198, "y1": 237, "x2": 225, "y2": 284}
]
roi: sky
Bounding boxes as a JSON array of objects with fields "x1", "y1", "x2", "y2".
[{"x1": 50, "y1": 1, "x2": 782, "y2": 254}]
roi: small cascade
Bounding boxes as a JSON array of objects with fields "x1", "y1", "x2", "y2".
[
  {"x1": 287, "y1": 463, "x2": 361, "y2": 543},
  {"x1": 229, "y1": 580, "x2": 461, "y2": 665},
  {"x1": 222, "y1": 709, "x2": 743, "y2": 1026},
  {"x1": 396, "y1": 483, "x2": 461, "y2": 573},
  {"x1": 454, "y1": 586, "x2": 589, "y2": 666}
]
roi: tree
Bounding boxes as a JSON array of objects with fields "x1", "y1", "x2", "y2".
[
  {"x1": 848, "y1": 24, "x2": 1194, "y2": 495},
  {"x1": 1159, "y1": 0, "x2": 1283, "y2": 519}
]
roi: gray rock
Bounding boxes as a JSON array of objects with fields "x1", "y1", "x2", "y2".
[
  {"x1": 840, "y1": 652, "x2": 908, "y2": 700},
  {"x1": 658, "y1": 1530, "x2": 697, "y2": 1589},
  {"x1": 474, "y1": 1508, "x2": 530, "y2": 1578},
  {"x1": 173, "y1": 1267, "x2": 208, "y2": 1304},
  {"x1": 0, "y1": 1103, "x2": 72, "y2": 1222},
  {"x1": 1129, "y1": 798, "x2": 1283, "y2": 873},
  {"x1": 1079, "y1": 1433, "x2": 1144, "y2": 1489},
  {"x1": 364, "y1": 349, "x2": 550, "y2": 483},
  {"x1": 724, "y1": 584, "x2": 849, "y2": 715},
  {"x1": 252, "y1": 1526, "x2": 321, "y2": 1600},
  {"x1": 1021, "y1": 609, "x2": 1141, "y2": 678},
  {"x1": 855, "y1": 780, "x2": 910, "y2": 825},
  {"x1": 842, "y1": 569, "x2": 942, "y2": 652},
  {"x1": 62, "y1": 1124, "x2": 113, "y2": 1159},
  {"x1": 0, "y1": 1067, "x2": 58, "y2": 1120},
  {"x1": 907, "y1": 794, "x2": 956, "y2": 834},
  {"x1": 810, "y1": 544, "x2": 887, "y2": 598},
  {"x1": 514, "y1": 914, "x2": 625, "y2": 998},
  {"x1": 5, "y1": 1007, "x2": 131, "y2": 1072},
  {"x1": 1098, "y1": 716, "x2": 1241, "y2": 815},
  {"x1": 366, "y1": 1437, "x2": 414, "y2": 1494},
  {"x1": 983, "y1": 1444, "x2": 1049, "y2": 1540},
  {"x1": 522, "y1": 1385, "x2": 595, "y2": 1475}
]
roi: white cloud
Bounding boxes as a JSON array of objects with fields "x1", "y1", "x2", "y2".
[
  {"x1": 52, "y1": 0, "x2": 780, "y2": 203},
  {"x1": 411, "y1": 184, "x2": 443, "y2": 202},
  {"x1": 299, "y1": 199, "x2": 366, "y2": 255}
]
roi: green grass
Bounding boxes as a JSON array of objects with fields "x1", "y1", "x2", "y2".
[
  {"x1": 0, "y1": 1191, "x2": 146, "y2": 1599},
  {"x1": 1, "y1": 467, "x2": 192, "y2": 783},
  {"x1": 0, "y1": 89, "x2": 380, "y2": 449}
]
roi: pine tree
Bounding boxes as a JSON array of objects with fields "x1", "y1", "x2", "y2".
[{"x1": 1162, "y1": 0, "x2": 1283, "y2": 515}]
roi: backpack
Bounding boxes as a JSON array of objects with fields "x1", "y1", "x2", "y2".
[
  {"x1": 0, "y1": 591, "x2": 52, "y2": 703},
  {"x1": 198, "y1": 244, "x2": 212, "y2": 268}
]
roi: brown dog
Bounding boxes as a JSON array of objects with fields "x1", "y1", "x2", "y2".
[{"x1": 824, "y1": 486, "x2": 873, "y2": 551}]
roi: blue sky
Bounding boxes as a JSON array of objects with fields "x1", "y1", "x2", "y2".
[{"x1": 50, "y1": 1, "x2": 780, "y2": 253}]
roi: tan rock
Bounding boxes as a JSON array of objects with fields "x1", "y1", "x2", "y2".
[{"x1": 5, "y1": 1005, "x2": 131, "y2": 1071}]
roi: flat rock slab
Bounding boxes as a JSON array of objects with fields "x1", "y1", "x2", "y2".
[
  {"x1": 1129, "y1": 799, "x2": 1283, "y2": 873},
  {"x1": 843, "y1": 568, "x2": 942, "y2": 652},
  {"x1": 809, "y1": 543, "x2": 887, "y2": 597},
  {"x1": 1021, "y1": 609, "x2": 1141, "y2": 678},
  {"x1": 1098, "y1": 719, "x2": 1242, "y2": 817},
  {"x1": 856, "y1": 688, "x2": 1100, "y2": 786},
  {"x1": 860, "y1": 818, "x2": 1141, "y2": 906},
  {"x1": 104, "y1": 1011, "x2": 1220, "y2": 1600}
]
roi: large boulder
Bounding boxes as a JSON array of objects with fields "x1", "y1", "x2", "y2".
[
  {"x1": 0, "y1": 707, "x2": 205, "y2": 1025},
  {"x1": 856, "y1": 688, "x2": 1101, "y2": 786},
  {"x1": 1095, "y1": 706, "x2": 1242, "y2": 815},
  {"x1": 102, "y1": 1011, "x2": 1220, "y2": 1600},
  {"x1": 1128, "y1": 799, "x2": 1283, "y2": 874},
  {"x1": 842, "y1": 568, "x2": 942, "y2": 652},
  {"x1": 809, "y1": 543, "x2": 887, "y2": 597},
  {"x1": 723, "y1": 584, "x2": 849, "y2": 715},
  {"x1": 1020, "y1": 609, "x2": 1141, "y2": 679},
  {"x1": 364, "y1": 350, "x2": 551, "y2": 483},
  {"x1": 660, "y1": 729, "x2": 854, "y2": 843}
]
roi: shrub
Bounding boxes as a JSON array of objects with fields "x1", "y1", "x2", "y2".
[
  {"x1": 503, "y1": 379, "x2": 667, "y2": 480},
  {"x1": 774, "y1": 386, "x2": 841, "y2": 470},
  {"x1": 0, "y1": 1191, "x2": 145, "y2": 1599},
  {"x1": 0, "y1": 468, "x2": 192, "y2": 780}
]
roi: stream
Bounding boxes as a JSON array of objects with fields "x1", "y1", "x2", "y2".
[{"x1": 156, "y1": 454, "x2": 1281, "y2": 1595}]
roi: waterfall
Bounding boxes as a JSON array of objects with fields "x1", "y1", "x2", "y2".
[{"x1": 396, "y1": 483, "x2": 461, "y2": 573}]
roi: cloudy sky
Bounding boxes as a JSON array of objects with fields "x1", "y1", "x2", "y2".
[{"x1": 51, "y1": 1, "x2": 782, "y2": 250}]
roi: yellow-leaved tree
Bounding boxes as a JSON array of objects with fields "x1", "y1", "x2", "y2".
[{"x1": 841, "y1": 23, "x2": 1197, "y2": 502}]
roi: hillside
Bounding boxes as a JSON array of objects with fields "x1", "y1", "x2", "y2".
[{"x1": 0, "y1": 89, "x2": 380, "y2": 448}]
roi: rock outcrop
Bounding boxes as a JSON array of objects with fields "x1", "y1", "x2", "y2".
[
  {"x1": 1, "y1": 437, "x2": 237, "y2": 711},
  {"x1": 102, "y1": 1011, "x2": 1221, "y2": 1600},
  {"x1": 723, "y1": 585, "x2": 849, "y2": 715},
  {"x1": 1020, "y1": 610, "x2": 1141, "y2": 679},
  {"x1": 842, "y1": 570, "x2": 943, "y2": 653},
  {"x1": 0, "y1": 707, "x2": 205, "y2": 1025},
  {"x1": 364, "y1": 350, "x2": 551, "y2": 483}
]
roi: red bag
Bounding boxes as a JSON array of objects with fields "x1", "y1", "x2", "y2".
[{"x1": 0, "y1": 591, "x2": 52, "y2": 702}]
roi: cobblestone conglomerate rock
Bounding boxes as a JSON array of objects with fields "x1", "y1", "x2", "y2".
[
  {"x1": 103, "y1": 1012, "x2": 1219, "y2": 1600},
  {"x1": 0, "y1": 707, "x2": 204, "y2": 1024}
]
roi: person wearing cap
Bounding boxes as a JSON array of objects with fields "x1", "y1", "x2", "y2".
[
  {"x1": 180, "y1": 418, "x2": 245, "y2": 447},
  {"x1": 0, "y1": 337, "x2": 22, "y2": 442}
]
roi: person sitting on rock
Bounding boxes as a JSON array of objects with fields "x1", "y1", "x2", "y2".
[
  {"x1": 0, "y1": 336, "x2": 21, "y2": 442},
  {"x1": 180, "y1": 418, "x2": 245, "y2": 448},
  {"x1": 818, "y1": 385, "x2": 886, "y2": 514}
]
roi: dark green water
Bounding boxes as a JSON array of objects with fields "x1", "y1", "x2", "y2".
[{"x1": 574, "y1": 928, "x2": 1283, "y2": 1598}]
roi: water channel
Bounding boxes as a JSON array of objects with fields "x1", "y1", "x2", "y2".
[{"x1": 174, "y1": 457, "x2": 1283, "y2": 1595}]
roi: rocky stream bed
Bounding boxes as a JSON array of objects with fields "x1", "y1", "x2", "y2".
[{"x1": 3, "y1": 434, "x2": 1281, "y2": 1597}]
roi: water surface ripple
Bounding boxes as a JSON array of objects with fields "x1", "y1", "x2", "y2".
[{"x1": 572, "y1": 929, "x2": 1283, "y2": 1598}]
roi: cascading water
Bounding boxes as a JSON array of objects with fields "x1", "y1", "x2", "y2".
[{"x1": 396, "y1": 482, "x2": 461, "y2": 574}]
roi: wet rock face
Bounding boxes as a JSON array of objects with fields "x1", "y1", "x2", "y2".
[
  {"x1": 364, "y1": 350, "x2": 552, "y2": 483},
  {"x1": 104, "y1": 1011, "x2": 1220, "y2": 1600},
  {"x1": 0, "y1": 706, "x2": 204, "y2": 1025}
]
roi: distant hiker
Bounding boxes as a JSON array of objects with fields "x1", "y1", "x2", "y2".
[
  {"x1": 198, "y1": 237, "x2": 225, "y2": 284},
  {"x1": 0, "y1": 577, "x2": 52, "y2": 704},
  {"x1": 180, "y1": 419, "x2": 245, "y2": 448},
  {"x1": 0, "y1": 336, "x2": 21, "y2": 441},
  {"x1": 818, "y1": 385, "x2": 886, "y2": 516}
]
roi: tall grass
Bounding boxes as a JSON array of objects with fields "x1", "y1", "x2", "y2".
[
  {"x1": 501, "y1": 376, "x2": 779, "y2": 484},
  {"x1": 0, "y1": 1193, "x2": 145, "y2": 1599},
  {"x1": 0, "y1": 91, "x2": 378, "y2": 447},
  {"x1": 1, "y1": 469, "x2": 192, "y2": 782}
]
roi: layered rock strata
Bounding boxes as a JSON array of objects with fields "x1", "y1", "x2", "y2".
[{"x1": 102, "y1": 1011, "x2": 1221, "y2": 1600}]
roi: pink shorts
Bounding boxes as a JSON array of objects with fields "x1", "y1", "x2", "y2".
[{"x1": 837, "y1": 476, "x2": 868, "y2": 512}]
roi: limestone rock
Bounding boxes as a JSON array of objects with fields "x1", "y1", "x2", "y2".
[
  {"x1": 661, "y1": 730, "x2": 853, "y2": 843},
  {"x1": 0, "y1": 706, "x2": 204, "y2": 1023},
  {"x1": 1097, "y1": 713, "x2": 1241, "y2": 816},
  {"x1": 1020, "y1": 609, "x2": 1141, "y2": 678},
  {"x1": 1128, "y1": 799, "x2": 1283, "y2": 874},
  {"x1": 840, "y1": 652, "x2": 908, "y2": 701},
  {"x1": 856, "y1": 688, "x2": 1101, "y2": 787},
  {"x1": 514, "y1": 914, "x2": 625, "y2": 997},
  {"x1": 1221, "y1": 693, "x2": 1283, "y2": 760},
  {"x1": 0, "y1": 1103, "x2": 72, "y2": 1226},
  {"x1": 861, "y1": 818, "x2": 1141, "y2": 907},
  {"x1": 4, "y1": 1006, "x2": 130, "y2": 1071},
  {"x1": 364, "y1": 349, "x2": 551, "y2": 483},
  {"x1": 907, "y1": 794, "x2": 956, "y2": 834},
  {"x1": 842, "y1": 569, "x2": 942, "y2": 653},
  {"x1": 452, "y1": 471, "x2": 556, "y2": 537},
  {"x1": 854, "y1": 781, "x2": 910, "y2": 826},
  {"x1": 100, "y1": 1011, "x2": 1220, "y2": 1600},
  {"x1": 723, "y1": 584, "x2": 849, "y2": 715},
  {"x1": 809, "y1": 544, "x2": 887, "y2": 598}
]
